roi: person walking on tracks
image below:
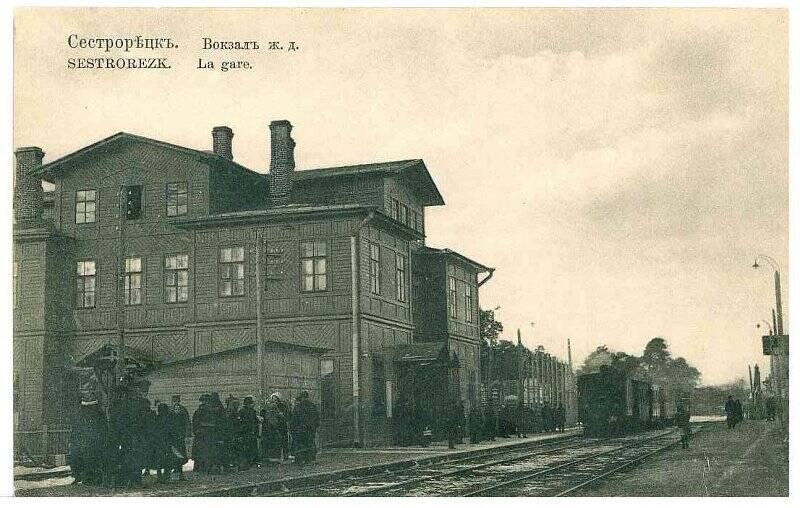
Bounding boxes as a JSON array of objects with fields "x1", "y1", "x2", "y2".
[
  {"x1": 290, "y1": 391, "x2": 320, "y2": 464},
  {"x1": 675, "y1": 402, "x2": 691, "y2": 449},
  {"x1": 725, "y1": 395, "x2": 737, "y2": 429}
]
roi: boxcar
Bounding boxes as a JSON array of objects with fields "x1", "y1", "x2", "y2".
[{"x1": 578, "y1": 366, "x2": 657, "y2": 437}]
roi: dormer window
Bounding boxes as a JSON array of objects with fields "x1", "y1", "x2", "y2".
[{"x1": 166, "y1": 182, "x2": 188, "y2": 217}]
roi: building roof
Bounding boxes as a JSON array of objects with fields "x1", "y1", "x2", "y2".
[
  {"x1": 419, "y1": 246, "x2": 493, "y2": 272},
  {"x1": 35, "y1": 131, "x2": 264, "y2": 183},
  {"x1": 294, "y1": 159, "x2": 445, "y2": 206}
]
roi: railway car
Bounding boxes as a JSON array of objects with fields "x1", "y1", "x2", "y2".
[{"x1": 578, "y1": 365, "x2": 658, "y2": 437}]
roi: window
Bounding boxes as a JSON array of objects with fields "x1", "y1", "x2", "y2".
[
  {"x1": 124, "y1": 257, "x2": 143, "y2": 305},
  {"x1": 392, "y1": 199, "x2": 401, "y2": 221},
  {"x1": 321, "y1": 358, "x2": 336, "y2": 419},
  {"x1": 75, "y1": 190, "x2": 97, "y2": 224},
  {"x1": 13, "y1": 261, "x2": 18, "y2": 309},
  {"x1": 413, "y1": 211, "x2": 421, "y2": 232},
  {"x1": 219, "y1": 246, "x2": 245, "y2": 297},
  {"x1": 76, "y1": 260, "x2": 97, "y2": 308},
  {"x1": 166, "y1": 182, "x2": 188, "y2": 217},
  {"x1": 369, "y1": 243, "x2": 380, "y2": 294},
  {"x1": 395, "y1": 253, "x2": 407, "y2": 302},
  {"x1": 165, "y1": 254, "x2": 189, "y2": 303},
  {"x1": 300, "y1": 241, "x2": 327, "y2": 292},
  {"x1": 124, "y1": 185, "x2": 142, "y2": 220},
  {"x1": 400, "y1": 204, "x2": 408, "y2": 225},
  {"x1": 372, "y1": 357, "x2": 386, "y2": 416},
  {"x1": 448, "y1": 276, "x2": 457, "y2": 319},
  {"x1": 464, "y1": 284, "x2": 473, "y2": 323}
]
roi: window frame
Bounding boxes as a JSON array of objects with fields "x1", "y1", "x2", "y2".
[
  {"x1": 124, "y1": 257, "x2": 144, "y2": 306},
  {"x1": 76, "y1": 259, "x2": 97, "y2": 309},
  {"x1": 164, "y1": 253, "x2": 189, "y2": 304},
  {"x1": 218, "y1": 246, "x2": 246, "y2": 298},
  {"x1": 395, "y1": 252, "x2": 407, "y2": 302},
  {"x1": 369, "y1": 242, "x2": 381, "y2": 295},
  {"x1": 75, "y1": 189, "x2": 97, "y2": 224},
  {"x1": 448, "y1": 276, "x2": 458, "y2": 319},
  {"x1": 464, "y1": 283, "x2": 474, "y2": 323},
  {"x1": 299, "y1": 240, "x2": 329, "y2": 292},
  {"x1": 165, "y1": 182, "x2": 189, "y2": 217},
  {"x1": 124, "y1": 185, "x2": 143, "y2": 221}
]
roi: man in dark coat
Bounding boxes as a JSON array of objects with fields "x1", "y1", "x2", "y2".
[
  {"x1": 675, "y1": 403, "x2": 692, "y2": 449},
  {"x1": 238, "y1": 396, "x2": 260, "y2": 468},
  {"x1": 191, "y1": 394, "x2": 214, "y2": 473},
  {"x1": 109, "y1": 376, "x2": 153, "y2": 487},
  {"x1": 290, "y1": 391, "x2": 320, "y2": 464},
  {"x1": 69, "y1": 398, "x2": 111, "y2": 486},
  {"x1": 725, "y1": 395, "x2": 737, "y2": 429},
  {"x1": 169, "y1": 395, "x2": 189, "y2": 480},
  {"x1": 445, "y1": 398, "x2": 463, "y2": 449},
  {"x1": 262, "y1": 393, "x2": 290, "y2": 463},
  {"x1": 223, "y1": 395, "x2": 241, "y2": 471},
  {"x1": 468, "y1": 404, "x2": 483, "y2": 445},
  {"x1": 734, "y1": 399, "x2": 744, "y2": 425},
  {"x1": 482, "y1": 404, "x2": 496, "y2": 441},
  {"x1": 556, "y1": 404, "x2": 566, "y2": 432},
  {"x1": 542, "y1": 402, "x2": 553, "y2": 432},
  {"x1": 208, "y1": 392, "x2": 228, "y2": 472}
]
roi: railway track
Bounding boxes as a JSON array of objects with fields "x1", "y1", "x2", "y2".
[
  {"x1": 277, "y1": 433, "x2": 586, "y2": 496},
  {"x1": 284, "y1": 426, "x2": 700, "y2": 497}
]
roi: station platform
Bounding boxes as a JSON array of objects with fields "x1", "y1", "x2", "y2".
[{"x1": 14, "y1": 429, "x2": 579, "y2": 497}]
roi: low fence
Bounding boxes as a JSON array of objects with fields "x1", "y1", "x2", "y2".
[{"x1": 14, "y1": 426, "x2": 71, "y2": 464}]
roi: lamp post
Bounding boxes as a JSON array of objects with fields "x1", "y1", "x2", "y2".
[
  {"x1": 752, "y1": 254, "x2": 784, "y2": 335},
  {"x1": 756, "y1": 320, "x2": 773, "y2": 336}
]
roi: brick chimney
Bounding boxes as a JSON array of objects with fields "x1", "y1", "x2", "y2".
[
  {"x1": 269, "y1": 120, "x2": 295, "y2": 205},
  {"x1": 212, "y1": 126, "x2": 234, "y2": 160},
  {"x1": 14, "y1": 146, "x2": 45, "y2": 227}
]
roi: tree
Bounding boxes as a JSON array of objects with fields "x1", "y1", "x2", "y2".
[
  {"x1": 479, "y1": 309, "x2": 503, "y2": 347},
  {"x1": 640, "y1": 337, "x2": 700, "y2": 395},
  {"x1": 577, "y1": 345, "x2": 614, "y2": 375}
]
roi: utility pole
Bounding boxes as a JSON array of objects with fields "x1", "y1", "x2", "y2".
[
  {"x1": 517, "y1": 329, "x2": 524, "y2": 404},
  {"x1": 115, "y1": 186, "x2": 127, "y2": 385},
  {"x1": 255, "y1": 230, "x2": 265, "y2": 408}
]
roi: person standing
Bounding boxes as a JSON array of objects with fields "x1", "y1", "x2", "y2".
[
  {"x1": 556, "y1": 404, "x2": 566, "y2": 433},
  {"x1": 262, "y1": 393, "x2": 290, "y2": 463},
  {"x1": 725, "y1": 395, "x2": 737, "y2": 429},
  {"x1": 468, "y1": 404, "x2": 484, "y2": 445},
  {"x1": 69, "y1": 397, "x2": 111, "y2": 486},
  {"x1": 290, "y1": 391, "x2": 320, "y2": 464},
  {"x1": 482, "y1": 404, "x2": 496, "y2": 441},
  {"x1": 239, "y1": 396, "x2": 260, "y2": 469},
  {"x1": 169, "y1": 395, "x2": 189, "y2": 480},
  {"x1": 516, "y1": 401, "x2": 527, "y2": 438},
  {"x1": 445, "y1": 398, "x2": 462, "y2": 449},
  {"x1": 191, "y1": 394, "x2": 214, "y2": 473},
  {"x1": 675, "y1": 403, "x2": 692, "y2": 449},
  {"x1": 734, "y1": 398, "x2": 744, "y2": 427},
  {"x1": 542, "y1": 401, "x2": 553, "y2": 432}
]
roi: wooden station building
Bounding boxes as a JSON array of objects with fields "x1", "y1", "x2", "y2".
[{"x1": 12, "y1": 120, "x2": 494, "y2": 448}]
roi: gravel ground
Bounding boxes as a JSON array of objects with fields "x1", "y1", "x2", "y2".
[{"x1": 574, "y1": 420, "x2": 789, "y2": 497}]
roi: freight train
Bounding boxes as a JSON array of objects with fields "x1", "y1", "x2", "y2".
[{"x1": 577, "y1": 365, "x2": 679, "y2": 437}]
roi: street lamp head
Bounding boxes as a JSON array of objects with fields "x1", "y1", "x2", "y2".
[{"x1": 752, "y1": 260, "x2": 760, "y2": 269}]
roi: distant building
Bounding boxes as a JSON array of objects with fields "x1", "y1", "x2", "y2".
[{"x1": 12, "y1": 120, "x2": 493, "y2": 448}]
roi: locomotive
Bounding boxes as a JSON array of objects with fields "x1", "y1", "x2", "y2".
[{"x1": 577, "y1": 365, "x2": 677, "y2": 437}]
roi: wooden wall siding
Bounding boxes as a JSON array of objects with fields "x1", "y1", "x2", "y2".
[
  {"x1": 445, "y1": 261, "x2": 480, "y2": 342},
  {"x1": 411, "y1": 254, "x2": 447, "y2": 340},
  {"x1": 13, "y1": 335, "x2": 45, "y2": 430},
  {"x1": 13, "y1": 241, "x2": 48, "y2": 332},
  {"x1": 292, "y1": 174, "x2": 384, "y2": 208},
  {"x1": 450, "y1": 337, "x2": 481, "y2": 405},
  {"x1": 360, "y1": 225, "x2": 412, "y2": 324},
  {"x1": 263, "y1": 318, "x2": 342, "y2": 351},
  {"x1": 383, "y1": 175, "x2": 425, "y2": 232},
  {"x1": 53, "y1": 141, "x2": 211, "y2": 234},
  {"x1": 147, "y1": 348, "x2": 257, "y2": 417}
]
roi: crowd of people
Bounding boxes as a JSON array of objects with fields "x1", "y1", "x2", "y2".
[
  {"x1": 397, "y1": 397, "x2": 569, "y2": 449},
  {"x1": 68, "y1": 374, "x2": 320, "y2": 488}
]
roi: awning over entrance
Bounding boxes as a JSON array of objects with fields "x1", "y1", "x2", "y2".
[
  {"x1": 388, "y1": 342, "x2": 451, "y2": 366},
  {"x1": 74, "y1": 343, "x2": 158, "y2": 372}
]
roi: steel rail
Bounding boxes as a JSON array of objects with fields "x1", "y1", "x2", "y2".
[
  {"x1": 347, "y1": 435, "x2": 592, "y2": 497},
  {"x1": 464, "y1": 428, "x2": 680, "y2": 497},
  {"x1": 553, "y1": 425, "x2": 706, "y2": 497},
  {"x1": 280, "y1": 434, "x2": 582, "y2": 497}
]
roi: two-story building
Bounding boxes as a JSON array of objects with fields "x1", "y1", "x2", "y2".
[{"x1": 12, "y1": 120, "x2": 493, "y2": 449}]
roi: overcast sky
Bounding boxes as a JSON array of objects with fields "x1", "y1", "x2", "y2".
[{"x1": 14, "y1": 8, "x2": 788, "y2": 385}]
